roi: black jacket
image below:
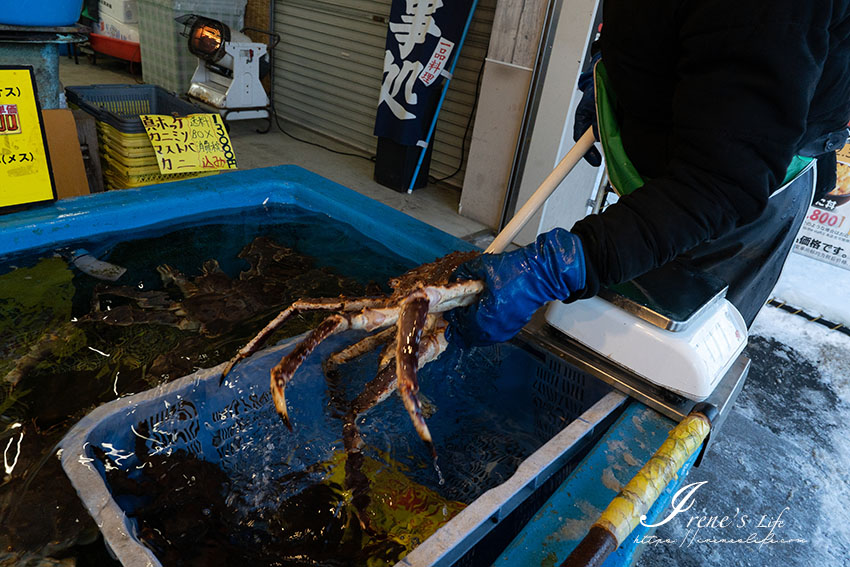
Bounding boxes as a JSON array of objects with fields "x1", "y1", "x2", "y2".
[{"x1": 571, "y1": 0, "x2": 850, "y2": 294}]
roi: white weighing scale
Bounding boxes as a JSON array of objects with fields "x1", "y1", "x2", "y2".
[
  {"x1": 542, "y1": 259, "x2": 748, "y2": 416},
  {"x1": 491, "y1": 131, "x2": 751, "y2": 423}
]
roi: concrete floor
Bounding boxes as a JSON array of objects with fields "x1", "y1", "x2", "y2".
[
  {"x1": 58, "y1": 54, "x2": 850, "y2": 567},
  {"x1": 59, "y1": 56, "x2": 490, "y2": 245}
]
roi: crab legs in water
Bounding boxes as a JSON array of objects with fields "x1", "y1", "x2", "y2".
[{"x1": 220, "y1": 251, "x2": 483, "y2": 457}]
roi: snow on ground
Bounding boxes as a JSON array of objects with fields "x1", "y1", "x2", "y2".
[
  {"x1": 636, "y1": 306, "x2": 850, "y2": 567},
  {"x1": 772, "y1": 251, "x2": 850, "y2": 328},
  {"x1": 762, "y1": 250, "x2": 850, "y2": 405},
  {"x1": 635, "y1": 253, "x2": 850, "y2": 567},
  {"x1": 751, "y1": 304, "x2": 850, "y2": 405}
]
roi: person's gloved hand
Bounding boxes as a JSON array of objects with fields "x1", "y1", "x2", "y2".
[
  {"x1": 574, "y1": 53, "x2": 602, "y2": 167},
  {"x1": 445, "y1": 229, "x2": 586, "y2": 347}
]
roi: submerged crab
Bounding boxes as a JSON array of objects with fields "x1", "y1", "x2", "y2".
[
  {"x1": 78, "y1": 236, "x2": 361, "y2": 338},
  {"x1": 220, "y1": 251, "x2": 484, "y2": 456}
]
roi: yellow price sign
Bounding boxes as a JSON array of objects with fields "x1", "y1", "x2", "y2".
[
  {"x1": 140, "y1": 113, "x2": 238, "y2": 174},
  {"x1": 0, "y1": 66, "x2": 56, "y2": 210}
]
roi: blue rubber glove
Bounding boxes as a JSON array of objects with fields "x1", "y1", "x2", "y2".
[
  {"x1": 574, "y1": 53, "x2": 602, "y2": 167},
  {"x1": 445, "y1": 229, "x2": 587, "y2": 347}
]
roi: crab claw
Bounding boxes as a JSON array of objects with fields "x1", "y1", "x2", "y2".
[
  {"x1": 269, "y1": 314, "x2": 351, "y2": 429},
  {"x1": 396, "y1": 290, "x2": 437, "y2": 457},
  {"x1": 271, "y1": 368, "x2": 293, "y2": 431}
]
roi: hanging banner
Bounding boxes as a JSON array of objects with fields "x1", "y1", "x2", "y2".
[
  {"x1": 0, "y1": 66, "x2": 56, "y2": 210},
  {"x1": 374, "y1": 0, "x2": 475, "y2": 147},
  {"x1": 793, "y1": 146, "x2": 850, "y2": 271},
  {"x1": 140, "y1": 113, "x2": 238, "y2": 174}
]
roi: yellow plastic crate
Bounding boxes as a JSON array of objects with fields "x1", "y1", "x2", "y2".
[
  {"x1": 101, "y1": 143, "x2": 158, "y2": 169},
  {"x1": 102, "y1": 154, "x2": 217, "y2": 189},
  {"x1": 97, "y1": 122, "x2": 154, "y2": 150},
  {"x1": 104, "y1": 168, "x2": 217, "y2": 189}
]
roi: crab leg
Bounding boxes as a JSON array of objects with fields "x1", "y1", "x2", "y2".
[
  {"x1": 340, "y1": 327, "x2": 448, "y2": 529},
  {"x1": 339, "y1": 364, "x2": 396, "y2": 533},
  {"x1": 323, "y1": 325, "x2": 397, "y2": 373},
  {"x1": 270, "y1": 303, "x2": 404, "y2": 429},
  {"x1": 396, "y1": 289, "x2": 436, "y2": 458},
  {"x1": 219, "y1": 296, "x2": 387, "y2": 382},
  {"x1": 423, "y1": 280, "x2": 484, "y2": 312},
  {"x1": 377, "y1": 338, "x2": 397, "y2": 371},
  {"x1": 271, "y1": 314, "x2": 350, "y2": 430}
]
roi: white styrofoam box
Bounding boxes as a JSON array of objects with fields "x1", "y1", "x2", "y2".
[
  {"x1": 99, "y1": 0, "x2": 138, "y2": 24},
  {"x1": 97, "y1": 12, "x2": 140, "y2": 43}
]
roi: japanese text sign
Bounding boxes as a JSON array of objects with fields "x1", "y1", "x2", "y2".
[
  {"x1": 140, "y1": 113, "x2": 238, "y2": 174},
  {"x1": 0, "y1": 66, "x2": 56, "y2": 210},
  {"x1": 793, "y1": 144, "x2": 850, "y2": 271},
  {"x1": 374, "y1": 0, "x2": 475, "y2": 146}
]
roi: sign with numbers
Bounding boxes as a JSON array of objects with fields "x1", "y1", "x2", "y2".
[
  {"x1": 140, "y1": 113, "x2": 238, "y2": 174},
  {"x1": 0, "y1": 66, "x2": 56, "y2": 210},
  {"x1": 793, "y1": 144, "x2": 850, "y2": 271}
]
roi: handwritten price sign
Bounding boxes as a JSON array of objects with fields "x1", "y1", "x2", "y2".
[{"x1": 140, "y1": 113, "x2": 238, "y2": 174}]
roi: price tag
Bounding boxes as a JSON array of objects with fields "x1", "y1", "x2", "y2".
[
  {"x1": 793, "y1": 151, "x2": 850, "y2": 271},
  {"x1": 140, "y1": 113, "x2": 238, "y2": 174},
  {"x1": 0, "y1": 66, "x2": 56, "y2": 210}
]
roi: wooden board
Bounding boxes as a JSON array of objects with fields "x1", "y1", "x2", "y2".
[{"x1": 42, "y1": 108, "x2": 89, "y2": 199}]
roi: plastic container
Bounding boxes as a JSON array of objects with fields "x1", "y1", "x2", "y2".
[
  {"x1": 95, "y1": 12, "x2": 140, "y2": 43},
  {"x1": 65, "y1": 84, "x2": 206, "y2": 133},
  {"x1": 102, "y1": 154, "x2": 216, "y2": 189},
  {"x1": 99, "y1": 0, "x2": 139, "y2": 24},
  {"x1": 0, "y1": 0, "x2": 83, "y2": 26},
  {"x1": 104, "y1": 169, "x2": 215, "y2": 190},
  {"x1": 101, "y1": 142, "x2": 156, "y2": 166},
  {"x1": 64, "y1": 85, "x2": 213, "y2": 190},
  {"x1": 59, "y1": 332, "x2": 613, "y2": 567},
  {"x1": 89, "y1": 33, "x2": 142, "y2": 63},
  {"x1": 102, "y1": 149, "x2": 160, "y2": 172},
  {"x1": 98, "y1": 122, "x2": 156, "y2": 150}
]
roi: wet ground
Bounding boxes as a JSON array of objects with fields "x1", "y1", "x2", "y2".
[{"x1": 635, "y1": 305, "x2": 850, "y2": 566}]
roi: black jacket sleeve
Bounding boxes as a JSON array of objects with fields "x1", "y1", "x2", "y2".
[{"x1": 571, "y1": 1, "x2": 850, "y2": 296}]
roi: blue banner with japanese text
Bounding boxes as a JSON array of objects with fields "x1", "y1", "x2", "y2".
[{"x1": 374, "y1": 0, "x2": 476, "y2": 147}]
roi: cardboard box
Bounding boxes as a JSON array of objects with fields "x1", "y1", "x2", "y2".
[
  {"x1": 97, "y1": 12, "x2": 140, "y2": 44},
  {"x1": 99, "y1": 0, "x2": 138, "y2": 24},
  {"x1": 42, "y1": 109, "x2": 90, "y2": 200}
]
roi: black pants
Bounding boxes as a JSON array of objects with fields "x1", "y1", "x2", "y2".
[{"x1": 679, "y1": 165, "x2": 816, "y2": 327}]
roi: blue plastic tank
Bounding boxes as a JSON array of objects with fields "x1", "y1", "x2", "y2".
[{"x1": 0, "y1": 0, "x2": 83, "y2": 27}]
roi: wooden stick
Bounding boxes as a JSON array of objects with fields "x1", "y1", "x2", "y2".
[{"x1": 486, "y1": 128, "x2": 595, "y2": 254}]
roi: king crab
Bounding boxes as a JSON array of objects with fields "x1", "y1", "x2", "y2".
[
  {"x1": 220, "y1": 251, "x2": 484, "y2": 457},
  {"x1": 77, "y1": 236, "x2": 362, "y2": 339}
]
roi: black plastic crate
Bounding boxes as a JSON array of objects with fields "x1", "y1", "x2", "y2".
[{"x1": 65, "y1": 84, "x2": 207, "y2": 134}]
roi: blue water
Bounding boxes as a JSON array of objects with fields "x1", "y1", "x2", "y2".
[
  {"x1": 216, "y1": 336, "x2": 547, "y2": 506},
  {"x1": 1, "y1": 202, "x2": 595, "y2": 566},
  {"x1": 78, "y1": 204, "x2": 416, "y2": 292}
]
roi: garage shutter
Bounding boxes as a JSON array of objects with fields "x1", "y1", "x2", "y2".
[{"x1": 273, "y1": 0, "x2": 495, "y2": 186}]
